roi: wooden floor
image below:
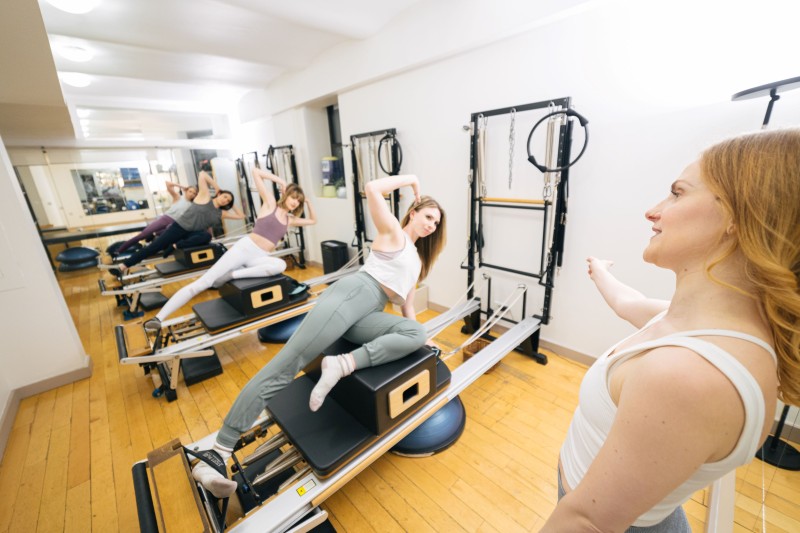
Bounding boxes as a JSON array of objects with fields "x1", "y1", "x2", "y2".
[{"x1": 1, "y1": 237, "x2": 799, "y2": 532}]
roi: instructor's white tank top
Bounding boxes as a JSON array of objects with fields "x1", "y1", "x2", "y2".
[{"x1": 560, "y1": 314, "x2": 776, "y2": 526}]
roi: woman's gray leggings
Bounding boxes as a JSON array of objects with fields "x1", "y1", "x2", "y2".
[
  {"x1": 557, "y1": 469, "x2": 690, "y2": 532},
  {"x1": 217, "y1": 272, "x2": 427, "y2": 448}
]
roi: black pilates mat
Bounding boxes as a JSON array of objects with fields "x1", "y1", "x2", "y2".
[{"x1": 267, "y1": 375, "x2": 374, "y2": 477}]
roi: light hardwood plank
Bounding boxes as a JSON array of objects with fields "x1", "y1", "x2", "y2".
[{"x1": 0, "y1": 253, "x2": 796, "y2": 532}]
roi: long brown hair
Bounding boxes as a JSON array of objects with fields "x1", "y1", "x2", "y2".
[
  {"x1": 401, "y1": 196, "x2": 446, "y2": 281},
  {"x1": 277, "y1": 184, "x2": 305, "y2": 216},
  {"x1": 701, "y1": 128, "x2": 800, "y2": 405}
]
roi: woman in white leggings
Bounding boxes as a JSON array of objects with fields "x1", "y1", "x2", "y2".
[{"x1": 144, "y1": 169, "x2": 316, "y2": 330}]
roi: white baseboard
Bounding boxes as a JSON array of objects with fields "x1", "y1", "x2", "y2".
[{"x1": 0, "y1": 355, "x2": 92, "y2": 460}]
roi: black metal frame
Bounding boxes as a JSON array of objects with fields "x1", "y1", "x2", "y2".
[
  {"x1": 733, "y1": 76, "x2": 800, "y2": 471},
  {"x1": 462, "y1": 97, "x2": 575, "y2": 365},
  {"x1": 350, "y1": 128, "x2": 401, "y2": 262},
  {"x1": 235, "y1": 153, "x2": 259, "y2": 227},
  {"x1": 238, "y1": 145, "x2": 307, "y2": 269}
]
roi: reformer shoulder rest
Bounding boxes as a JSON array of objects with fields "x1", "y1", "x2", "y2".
[{"x1": 155, "y1": 243, "x2": 226, "y2": 277}]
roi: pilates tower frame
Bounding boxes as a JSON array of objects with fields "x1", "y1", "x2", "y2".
[
  {"x1": 462, "y1": 97, "x2": 576, "y2": 365},
  {"x1": 349, "y1": 127, "x2": 401, "y2": 259},
  {"x1": 236, "y1": 145, "x2": 307, "y2": 269}
]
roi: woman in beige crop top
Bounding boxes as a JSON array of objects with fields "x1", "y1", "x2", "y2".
[
  {"x1": 143, "y1": 167, "x2": 316, "y2": 331},
  {"x1": 543, "y1": 129, "x2": 800, "y2": 531}
]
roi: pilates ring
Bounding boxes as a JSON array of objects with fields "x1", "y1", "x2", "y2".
[
  {"x1": 526, "y1": 108, "x2": 589, "y2": 173},
  {"x1": 378, "y1": 133, "x2": 403, "y2": 175}
]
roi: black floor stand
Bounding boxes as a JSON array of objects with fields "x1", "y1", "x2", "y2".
[
  {"x1": 733, "y1": 75, "x2": 800, "y2": 472},
  {"x1": 755, "y1": 405, "x2": 800, "y2": 470}
]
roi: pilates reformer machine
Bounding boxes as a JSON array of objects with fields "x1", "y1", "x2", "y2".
[
  {"x1": 115, "y1": 263, "x2": 360, "y2": 402},
  {"x1": 128, "y1": 99, "x2": 589, "y2": 532},
  {"x1": 99, "y1": 240, "x2": 303, "y2": 320},
  {"x1": 129, "y1": 297, "x2": 499, "y2": 533}
]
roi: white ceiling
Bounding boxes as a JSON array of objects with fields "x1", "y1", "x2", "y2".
[{"x1": 0, "y1": 0, "x2": 426, "y2": 147}]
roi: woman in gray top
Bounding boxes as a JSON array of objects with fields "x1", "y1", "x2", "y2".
[
  {"x1": 117, "y1": 170, "x2": 242, "y2": 271},
  {"x1": 116, "y1": 180, "x2": 198, "y2": 254}
]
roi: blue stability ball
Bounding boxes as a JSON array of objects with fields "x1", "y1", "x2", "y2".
[
  {"x1": 391, "y1": 396, "x2": 467, "y2": 457},
  {"x1": 257, "y1": 314, "x2": 307, "y2": 343},
  {"x1": 58, "y1": 258, "x2": 98, "y2": 271},
  {"x1": 56, "y1": 246, "x2": 100, "y2": 264}
]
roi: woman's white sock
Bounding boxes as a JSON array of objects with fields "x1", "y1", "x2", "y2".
[
  {"x1": 191, "y1": 443, "x2": 238, "y2": 498},
  {"x1": 309, "y1": 354, "x2": 355, "y2": 412}
]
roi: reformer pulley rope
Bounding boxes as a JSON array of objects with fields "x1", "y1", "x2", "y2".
[
  {"x1": 441, "y1": 283, "x2": 527, "y2": 359},
  {"x1": 526, "y1": 108, "x2": 590, "y2": 173},
  {"x1": 308, "y1": 249, "x2": 364, "y2": 297}
]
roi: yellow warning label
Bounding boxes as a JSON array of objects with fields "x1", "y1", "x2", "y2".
[{"x1": 296, "y1": 479, "x2": 316, "y2": 496}]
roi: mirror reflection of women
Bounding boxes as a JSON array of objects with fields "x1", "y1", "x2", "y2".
[
  {"x1": 116, "y1": 180, "x2": 198, "y2": 254},
  {"x1": 114, "y1": 168, "x2": 241, "y2": 274}
]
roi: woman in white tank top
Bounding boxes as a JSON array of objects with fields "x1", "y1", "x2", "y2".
[
  {"x1": 542, "y1": 129, "x2": 800, "y2": 531},
  {"x1": 188, "y1": 175, "x2": 449, "y2": 499}
]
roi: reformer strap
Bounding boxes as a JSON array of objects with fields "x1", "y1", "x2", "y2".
[
  {"x1": 185, "y1": 448, "x2": 227, "y2": 477},
  {"x1": 184, "y1": 448, "x2": 232, "y2": 525}
]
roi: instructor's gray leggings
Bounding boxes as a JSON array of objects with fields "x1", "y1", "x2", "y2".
[
  {"x1": 557, "y1": 469, "x2": 690, "y2": 532},
  {"x1": 217, "y1": 272, "x2": 426, "y2": 448}
]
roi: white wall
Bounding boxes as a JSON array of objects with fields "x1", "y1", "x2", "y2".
[
  {"x1": 265, "y1": 0, "x2": 800, "y2": 360},
  {"x1": 0, "y1": 135, "x2": 90, "y2": 412}
]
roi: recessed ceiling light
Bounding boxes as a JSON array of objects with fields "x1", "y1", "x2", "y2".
[
  {"x1": 46, "y1": 0, "x2": 101, "y2": 15},
  {"x1": 59, "y1": 72, "x2": 92, "y2": 88},
  {"x1": 56, "y1": 44, "x2": 94, "y2": 62},
  {"x1": 76, "y1": 108, "x2": 92, "y2": 118}
]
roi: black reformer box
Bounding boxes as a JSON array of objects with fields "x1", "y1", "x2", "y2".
[
  {"x1": 220, "y1": 275, "x2": 297, "y2": 317},
  {"x1": 267, "y1": 342, "x2": 448, "y2": 477},
  {"x1": 174, "y1": 243, "x2": 224, "y2": 267},
  {"x1": 193, "y1": 275, "x2": 309, "y2": 334},
  {"x1": 307, "y1": 339, "x2": 438, "y2": 435},
  {"x1": 156, "y1": 243, "x2": 224, "y2": 277}
]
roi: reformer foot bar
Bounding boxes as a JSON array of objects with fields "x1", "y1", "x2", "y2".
[
  {"x1": 100, "y1": 246, "x2": 302, "y2": 320},
  {"x1": 131, "y1": 298, "x2": 518, "y2": 533},
  {"x1": 116, "y1": 267, "x2": 360, "y2": 401}
]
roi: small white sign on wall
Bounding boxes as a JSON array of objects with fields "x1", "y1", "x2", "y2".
[{"x1": 0, "y1": 221, "x2": 24, "y2": 293}]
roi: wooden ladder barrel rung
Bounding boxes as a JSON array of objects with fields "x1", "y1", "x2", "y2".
[
  {"x1": 147, "y1": 439, "x2": 211, "y2": 532},
  {"x1": 123, "y1": 321, "x2": 153, "y2": 357}
]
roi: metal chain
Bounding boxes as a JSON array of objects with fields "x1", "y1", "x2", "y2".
[
  {"x1": 477, "y1": 114, "x2": 488, "y2": 198},
  {"x1": 508, "y1": 108, "x2": 516, "y2": 189}
]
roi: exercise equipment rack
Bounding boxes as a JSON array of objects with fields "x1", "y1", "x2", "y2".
[{"x1": 462, "y1": 96, "x2": 580, "y2": 365}]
